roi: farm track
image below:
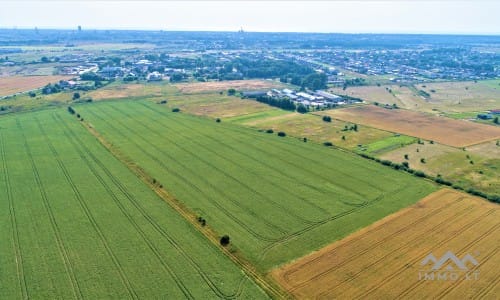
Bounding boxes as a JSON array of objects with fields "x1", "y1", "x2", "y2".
[
  {"x1": 302, "y1": 199, "x2": 475, "y2": 297},
  {"x1": 0, "y1": 133, "x2": 28, "y2": 300},
  {"x1": 351, "y1": 208, "x2": 497, "y2": 299},
  {"x1": 83, "y1": 105, "x2": 284, "y2": 242},
  {"x1": 16, "y1": 118, "x2": 84, "y2": 300},
  {"x1": 111, "y1": 103, "x2": 319, "y2": 225},
  {"x1": 54, "y1": 113, "x2": 237, "y2": 299},
  {"x1": 284, "y1": 194, "x2": 470, "y2": 290},
  {"x1": 74, "y1": 112, "x2": 288, "y2": 299},
  {"x1": 395, "y1": 222, "x2": 499, "y2": 299}
]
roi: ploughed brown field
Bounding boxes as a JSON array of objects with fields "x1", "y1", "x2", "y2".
[
  {"x1": 272, "y1": 189, "x2": 499, "y2": 299},
  {"x1": 324, "y1": 105, "x2": 500, "y2": 147},
  {"x1": 173, "y1": 79, "x2": 283, "y2": 94},
  {"x1": 0, "y1": 75, "x2": 72, "y2": 96}
]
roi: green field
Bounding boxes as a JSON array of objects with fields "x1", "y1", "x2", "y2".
[
  {"x1": 357, "y1": 135, "x2": 417, "y2": 155},
  {"x1": 76, "y1": 100, "x2": 436, "y2": 271},
  {"x1": 0, "y1": 109, "x2": 267, "y2": 299}
]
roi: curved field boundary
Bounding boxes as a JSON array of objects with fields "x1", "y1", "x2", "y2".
[
  {"x1": 54, "y1": 113, "x2": 238, "y2": 299},
  {"x1": 284, "y1": 194, "x2": 471, "y2": 290},
  {"x1": 0, "y1": 133, "x2": 28, "y2": 300},
  {"x1": 83, "y1": 105, "x2": 284, "y2": 242},
  {"x1": 16, "y1": 118, "x2": 84, "y2": 300}
]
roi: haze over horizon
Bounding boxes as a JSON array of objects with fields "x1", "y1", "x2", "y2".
[{"x1": 1, "y1": 1, "x2": 499, "y2": 35}]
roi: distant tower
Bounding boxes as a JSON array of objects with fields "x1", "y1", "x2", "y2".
[
  {"x1": 35, "y1": 27, "x2": 39, "y2": 34},
  {"x1": 238, "y1": 27, "x2": 244, "y2": 33},
  {"x1": 78, "y1": 25, "x2": 82, "y2": 32}
]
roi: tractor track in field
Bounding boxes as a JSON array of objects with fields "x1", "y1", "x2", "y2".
[
  {"x1": 46, "y1": 116, "x2": 194, "y2": 300},
  {"x1": 472, "y1": 260, "x2": 500, "y2": 300},
  {"x1": 111, "y1": 103, "x2": 318, "y2": 226},
  {"x1": 292, "y1": 197, "x2": 472, "y2": 295},
  {"x1": 136, "y1": 103, "x2": 332, "y2": 218},
  {"x1": 0, "y1": 132, "x2": 29, "y2": 300},
  {"x1": 16, "y1": 118, "x2": 84, "y2": 300},
  {"x1": 83, "y1": 105, "x2": 284, "y2": 242},
  {"x1": 437, "y1": 245, "x2": 498, "y2": 300},
  {"x1": 55, "y1": 113, "x2": 238, "y2": 299},
  {"x1": 72, "y1": 110, "x2": 289, "y2": 299},
  {"x1": 140, "y1": 102, "x2": 379, "y2": 202},
  {"x1": 351, "y1": 209, "x2": 497, "y2": 300},
  {"x1": 282, "y1": 193, "x2": 469, "y2": 287},
  {"x1": 395, "y1": 222, "x2": 499, "y2": 299}
]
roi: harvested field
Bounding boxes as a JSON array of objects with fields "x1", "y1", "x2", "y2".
[
  {"x1": 173, "y1": 79, "x2": 283, "y2": 94},
  {"x1": 273, "y1": 189, "x2": 500, "y2": 299},
  {"x1": 0, "y1": 75, "x2": 72, "y2": 96},
  {"x1": 324, "y1": 105, "x2": 500, "y2": 147},
  {"x1": 86, "y1": 82, "x2": 177, "y2": 100}
]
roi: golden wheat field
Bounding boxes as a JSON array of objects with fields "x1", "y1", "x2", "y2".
[{"x1": 273, "y1": 189, "x2": 499, "y2": 299}]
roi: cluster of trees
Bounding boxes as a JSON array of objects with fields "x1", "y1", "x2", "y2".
[
  {"x1": 254, "y1": 95, "x2": 296, "y2": 111},
  {"x1": 358, "y1": 153, "x2": 500, "y2": 203},
  {"x1": 42, "y1": 83, "x2": 62, "y2": 94}
]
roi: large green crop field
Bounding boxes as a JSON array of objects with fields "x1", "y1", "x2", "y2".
[
  {"x1": 0, "y1": 109, "x2": 267, "y2": 299},
  {"x1": 76, "y1": 100, "x2": 437, "y2": 271}
]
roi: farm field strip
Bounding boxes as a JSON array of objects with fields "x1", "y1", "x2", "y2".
[
  {"x1": 77, "y1": 100, "x2": 436, "y2": 270},
  {"x1": 274, "y1": 189, "x2": 499, "y2": 299},
  {"x1": 324, "y1": 105, "x2": 500, "y2": 147},
  {"x1": 0, "y1": 110, "x2": 267, "y2": 299},
  {"x1": 281, "y1": 191, "x2": 471, "y2": 289},
  {"x1": 0, "y1": 75, "x2": 72, "y2": 96},
  {"x1": 83, "y1": 105, "x2": 287, "y2": 241},
  {"x1": 54, "y1": 114, "x2": 239, "y2": 299}
]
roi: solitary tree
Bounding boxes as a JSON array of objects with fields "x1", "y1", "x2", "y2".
[
  {"x1": 73, "y1": 92, "x2": 80, "y2": 100},
  {"x1": 220, "y1": 235, "x2": 230, "y2": 246},
  {"x1": 227, "y1": 88, "x2": 236, "y2": 96},
  {"x1": 494, "y1": 117, "x2": 499, "y2": 124}
]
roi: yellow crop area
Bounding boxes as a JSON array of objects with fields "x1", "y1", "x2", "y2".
[{"x1": 273, "y1": 189, "x2": 499, "y2": 299}]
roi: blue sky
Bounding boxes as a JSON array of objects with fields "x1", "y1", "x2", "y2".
[{"x1": 1, "y1": 1, "x2": 499, "y2": 34}]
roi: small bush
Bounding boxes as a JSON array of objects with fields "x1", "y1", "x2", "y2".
[
  {"x1": 266, "y1": 129, "x2": 274, "y2": 134},
  {"x1": 402, "y1": 161, "x2": 409, "y2": 168},
  {"x1": 303, "y1": 137, "x2": 307, "y2": 142},
  {"x1": 215, "y1": 118, "x2": 221, "y2": 123},
  {"x1": 414, "y1": 170, "x2": 426, "y2": 177},
  {"x1": 277, "y1": 131, "x2": 286, "y2": 137},
  {"x1": 323, "y1": 141, "x2": 333, "y2": 147},
  {"x1": 172, "y1": 108, "x2": 180, "y2": 112},
  {"x1": 322, "y1": 116, "x2": 332, "y2": 122}
]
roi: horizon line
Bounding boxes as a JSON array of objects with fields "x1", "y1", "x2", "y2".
[{"x1": 1, "y1": 27, "x2": 500, "y2": 36}]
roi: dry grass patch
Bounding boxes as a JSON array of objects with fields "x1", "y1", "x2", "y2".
[
  {"x1": 173, "y1": 79, "x2": 283, "y2": 94},
  {"x1": 0, "y1": 75, "x2": 72, "y2": 96},
  {"x1": 324, "y1": 105, "x2": 500, "y2": 147},
  {"x1": 273, "y1": 189, "x2": 499, "y2": 299},
  {"x1": 243, "y1": 112, "x2": 392, "y2": 150}
]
